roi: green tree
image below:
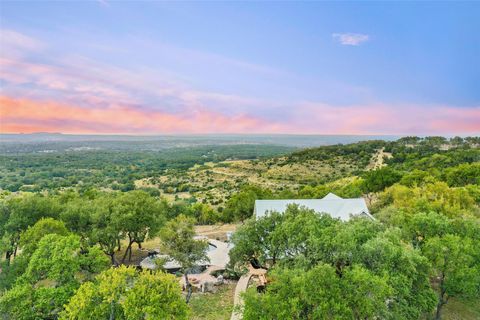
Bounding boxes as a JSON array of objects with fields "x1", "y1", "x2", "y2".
[
  {"x1": 0, "y1": 234, "x2": 109, "y2": 319},
  {"x1": 399, "y1": 169, "x2": 434, "y2": 187},
  {"x1": 88, "y1": 196, "x2": 123, "y2": 265},
  {"x1": 358, "y1": 229, "x2": 437, "y2": 319},
  {"x1": 243, "y1": 264, "x2": 391, "y2": 320},
  {"x1": 449, "y1": 136, "x2": 464, "y2": 146},
  {"x1": 190, "y1": 203, "x2": 219, "y2": 224},
  {"x1": 0, "y1": 218, "x2": 70, "y2": 290},
  {"x1": 159, "y1": 215, "x2": 209, "y2": 303},
  {"x1": 61, "y1": 266, "x2": 188, "y2": 320},
  {"x1": 229, "y1": 210, "x2": 286, "y2": 269},
  {"x1": 113, "y1": 191, "x2": 165, "y2": 262},
  {"x1": 374, "y1": 202, "x2": 480, "y2": 319},
  {"x1": 271, "y1": 205, "x2": 341, "y2": 269},
  {"x1": 1, "y1": 194, "x2": 61, "y2": 264},
  {"x1": 423, "y1": 136, "x2": 447, "y2": 147},
  {"x1": 60, "y1": 195, "x2": 124, "y2": 264},
  {"x1": 398, "y1": 136, "x2": 421, "y2": 145},
  {"x1": 60, "y1": 198, "x2": 96, "y2": 246},
  {"x1": 422, "y1": 234, "x2": 480, "y2": 320},
  {"x1": 378, "y1": 182, "x2": 476, "y2": 218},
  {"x1": 232, "y1": 207, "x2": 438, "y2": 319},
  {"x1": 361, "y1": 167, "x2": 402, "y2": 194},
  {"x1": 224, "y1": 185, "x2": 271, "y2": 222},
  {"x1": 444, "y1": 163, "x2": 480, "y2": 187},
  {"x1": 407, "y1": 211, "x2": 450, "y2": 248},
  {"x1": 19, "y1": 218, "x2": 69, "y2": 257}
]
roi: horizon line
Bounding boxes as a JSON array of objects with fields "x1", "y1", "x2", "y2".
[{"x1": 1, "y1": 132, "x2": 478, "y2": 138}]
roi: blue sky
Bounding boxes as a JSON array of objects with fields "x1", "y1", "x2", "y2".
[{"x1": 1, "y1": 1, "x2": 479, "y2": 134}]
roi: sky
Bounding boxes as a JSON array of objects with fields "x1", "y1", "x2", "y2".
[{"x1": 1, "y1": 1, "x2": 479, "y2": 135}]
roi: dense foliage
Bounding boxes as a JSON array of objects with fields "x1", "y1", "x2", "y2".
[
  {"x1": 286, "y1": 139, "x2": 386, "y2": 166},
  {"x1": 62, "y1": 266, "x2": 188, "y2": 320},
  {"x1": 0, "y1": 234, "x2": 109, "y2": 319},
  {"x1": 231, "y1": 207, "x2": 440, "y2": 319}
]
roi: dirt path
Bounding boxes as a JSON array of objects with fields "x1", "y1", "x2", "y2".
[
  {"x1": 369, "y1": 147, "x2": 392, "y2": 170},
  {"x1": 230, "y1": 273, "x2": 252, "y2": 320}
]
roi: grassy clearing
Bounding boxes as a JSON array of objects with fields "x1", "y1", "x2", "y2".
[
  {"x1": 189, "y1": 283, "x2": 236, "y2": 320},
  {"x1": 443, "y1": 297, "x2": 480, "y2": 320}
]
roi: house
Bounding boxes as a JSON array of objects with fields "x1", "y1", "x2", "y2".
[{"x1": 254, "y1": 193, "x2": 372, "y2": 221}]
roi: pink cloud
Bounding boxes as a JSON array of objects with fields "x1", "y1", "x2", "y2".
[
  {"x1": 0, "y1": 52, "x2": 269, "y2": 116},
  {"x1": 290, "y1": 102, "x2": 480, "y2": 135},
  {"x1": 1, "y1": 95, "x2": 478, "y2": 135},
  {"x1": 0, "y1": 96, "x2": 284, "y2": 134}
]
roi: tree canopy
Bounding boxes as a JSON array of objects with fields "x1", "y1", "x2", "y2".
[
  {"x1": 0, "y1": 234, "x2": 109, "y2": 319},
  {"x1": 61, "y1": 266, "x2": 189, "y2": 320},
  {"x1": 231, "y1": 206, "x2": 439, "y2": 319},
  {"x1": 159, "y1": 215, "x2": 209, "y2": 303}
]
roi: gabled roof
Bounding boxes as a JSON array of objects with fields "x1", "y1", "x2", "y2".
[
  {"x1": 322, "y1": 192, "x2": 343, "y2": 200},
  {"x1": 254, "y1": 193, "x2": 372, "y2": 221}
]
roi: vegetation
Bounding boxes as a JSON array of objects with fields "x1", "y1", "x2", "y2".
[
  {"x1": 159, "y1": 215, "x2": 209, "y2": 303},
  {"x1": 0, "y1": 144, "x2": 292, "y2": 193},
  {"x1": 231, "y1": 207, "x2": 439, "y2": 319},
  {"x1": 189, "y1": 284, "x2": 235, "y2": 320},
  {"x1": 62, "y1": 266, "x2": 188, "y2": 319},
  {"x1": 0, "y1": 135, "x2": 478, "y2": 319},
  {"x1": 0, "y1": 234, "x2": 109, "y2": 319}
]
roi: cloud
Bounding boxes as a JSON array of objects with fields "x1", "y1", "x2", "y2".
[
  {"x1": 332, "y1": 33, "x2": 370, "y2": 46},
  {"x1": 0, "y1": 29, "x2": 44, "y2": 61},
  {"x1": 0, "y1": 96, "x2": 284, "y2": 134},
  {"x1": 1, "y1": 95, "x2": 479, "y2": 135},
  {"x1": 0, "y1": 29, "x2": 43, "y2": 51},
  {"x1": 0, "y1": 29, "x2": 281, "y2": 116},
  {"x1": 291, "y1": 102, "x2": 480, "y2": 135}
]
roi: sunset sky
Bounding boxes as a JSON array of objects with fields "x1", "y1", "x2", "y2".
[{"x1": 1, "y1": 2, "x2": 479, "y2": 135}]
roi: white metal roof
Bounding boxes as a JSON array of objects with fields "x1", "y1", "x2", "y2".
[
  {"x1": 254, "y1": 193, "x2": 372, "y2": 221},
  {"x1": 322, "y1": 192, "x2": 343, "y2": 200}
]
